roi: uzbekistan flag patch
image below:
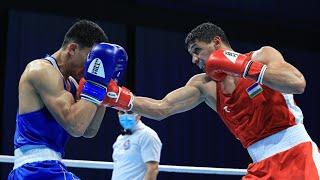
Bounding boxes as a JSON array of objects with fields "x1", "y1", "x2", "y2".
[{"x1": 246, "y1": 82, "x2": 263, "y2": 99}]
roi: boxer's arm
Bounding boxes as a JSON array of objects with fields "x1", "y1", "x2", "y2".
[
  {"x1": 68, "y1": 77, "x2": 106, "y2": 138},
  {"x1": 83, "y1": 106, "x2": 106, "y2": 138},
  {"x1": 132, "y1": 76, "x2": 205, "y2": 120},
  {"x1": 253, "y1": 46, "x2": 306, "y2": 94},
  {"x1": 30, "y1": 64, "x2": 98, "y2": 137}
]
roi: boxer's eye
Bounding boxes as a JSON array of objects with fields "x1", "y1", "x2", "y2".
[
  {"x1": 188, "y1": 44, "x2": 201, "y2": 55},
  {"x1": 193, "y1": 47, "x2": 201, "y2": 55}
]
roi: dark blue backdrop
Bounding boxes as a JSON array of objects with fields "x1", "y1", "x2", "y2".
[{"x1": 1, "y1": 10, "x2": 319, "y2": 180}]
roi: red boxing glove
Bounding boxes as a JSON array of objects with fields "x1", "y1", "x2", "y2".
[
  {"x1": 77, "y1": 78, "x2": 86, "y2": 100},
  {"x1": 102, "y1": 80, "x2": 134, "y2": 111},
  {"x1": 205, "y1": 49, "x2": 267, "y2": 83},
  {"x1": 207, "y1": 72, "x2": 227, "y2": 82}
]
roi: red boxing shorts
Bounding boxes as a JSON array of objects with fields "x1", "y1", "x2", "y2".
[{"x1": 243, "y1": 124, "x2": 320, "y2": 180}]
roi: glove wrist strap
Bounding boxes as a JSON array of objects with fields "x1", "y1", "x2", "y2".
[{"x1": 80, "y1": 81, "x2": 106, "y2": 105}]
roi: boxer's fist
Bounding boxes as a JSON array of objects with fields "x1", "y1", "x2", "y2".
[
  {"x1": 80, "y1": 43, "x2": 128, "y2": 104},
  {"x1": 111, "y1": 44, "x2": 128, "y2": 83},
  {"x1": 205, "y1": 49, "x2": 266, "y2": 81},
  {"x1": 102, "y1": 80, "x2": 134, "y2": 111},
  {"x1": 84, "y1": 43, "x2": 120, "y2": 86}
]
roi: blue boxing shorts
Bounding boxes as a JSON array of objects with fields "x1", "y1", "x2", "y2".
[
  {"x1": 8, "y1": 145, "x2": 80, "y2": 180},
  {"x1": 8, "y1": 160, "x2": 80, "y2": 180}
]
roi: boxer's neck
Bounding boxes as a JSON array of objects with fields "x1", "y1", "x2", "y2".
[{"x1": 51, "y1": 49, "x2": 69, "y2": 80}]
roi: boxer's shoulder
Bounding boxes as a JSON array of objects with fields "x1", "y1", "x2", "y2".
[
  {"x1": 186, "y1": 73, "x2": 216, "y2": 98},
  {"x1": 21, "y1": 59, "x2": 64, "y2": 90},
  {"x1": 187, "y1": 73, "x2": 216, "y2": 86},
  {"x1": 24, "y1": 59, "x2": 61, "y2": 80},
  {"x1": 26, "y1": 59, "x2": 55, "y2": 70},
  {"x1": 251, "y1": 46, "x2": 282, "y2": 63}
]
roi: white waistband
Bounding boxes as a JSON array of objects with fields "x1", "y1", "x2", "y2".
[
  {"x1": 247, "y1": 123, "x2": 312, "y2": 163},
  {"x1": 14, "y1": 145, "x2": 62, "y2": 169}
]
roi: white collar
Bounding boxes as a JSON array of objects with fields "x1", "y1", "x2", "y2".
[{"x1": 131, "y1": 121, "x2": 145, "y2": 133}]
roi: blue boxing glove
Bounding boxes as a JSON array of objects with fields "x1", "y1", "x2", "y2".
[
  {"x1": 111, "y1": 44, "x2": 128, "y2": 84},
  {"x1": 84, "y1": 43, "x2": 118, "y2": 84},
  {"x1": 79, "y1": 43, "x2": 125, "y2": 105}
]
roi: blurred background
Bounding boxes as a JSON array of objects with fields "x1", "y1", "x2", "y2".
[{"x1": 0, "y1": 0, "x2": 319, "y2": 179}]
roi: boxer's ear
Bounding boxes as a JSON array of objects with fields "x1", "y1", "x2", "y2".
[
  {"x1": 213, "y1": 36, "x2": 222, "y2": 49},
  {"x1": 67, "y1": 43, "x2": 78, "y2": 56}
]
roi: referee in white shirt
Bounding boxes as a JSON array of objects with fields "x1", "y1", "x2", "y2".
[{"x1": 112, "y1": 111, "x2": 162, "y2": 180}]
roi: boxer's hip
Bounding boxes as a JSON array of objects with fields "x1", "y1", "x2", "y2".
[
  {"x1": 244, "y1": 124, "x2": 320, "y2": 179},
  {"x1": 8, "y1": 145, "x2": 80, "y2": 180},
  {"x1": 13, "y1": 144, "x2": 62, "y2": 169},
  {"x1": 247, "y1": 123, "x2": 312, "y2": 162}
]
